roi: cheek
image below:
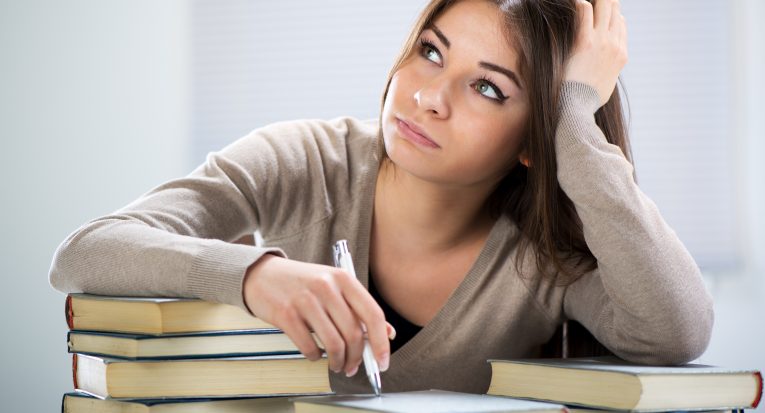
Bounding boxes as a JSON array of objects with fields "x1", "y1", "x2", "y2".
[
  {"x1": 458, "y1": 118, "x2": 528, "y2": 177},
  {"x1": 382, "y1": 72, "x2": 408, "y2": 126},
  {"x1": 385, "y1": 67, "x2": 418, "y2": 105},
  {"x1": 381, "y1": 69, "x2": 419, "y2": 145}
]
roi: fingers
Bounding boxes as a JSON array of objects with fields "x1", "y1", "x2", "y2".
[
  {"x1": 609, "y1": 3, "x2": 627, "y2": 64},
  {"x1": 313, "y1": 274, "x2": 366, "y2": 375},
  {"x1": 387, "y1": 322, "x2": 397, "y2": 340},
  {"x1": 576, "y1": 0, "x2": 594, "y2": 34},
  {"x1": 593, "y1": 0, "x2": 615, "y2": 31},
  {"x1": 617, "y1": 15, "x2": 627, "y2": 55},
  {"x1": 296, "y1": 292, "x2": 349, "y2": 374},
  {"x1": 303, "y1": 269, "x2": 393, "y2": 376},
  {"x1": 336, "y1": 271, "x2": 391, "y2": 372},
  {"x1": 609, "y1": 0, "x2": 621, "y2": 31},
  {"x1": 278, "y1": 308, "x2": 323, "y2": 362},
  {"x1": 253, "y1": 258, "x2": 395, "y2": 377}
]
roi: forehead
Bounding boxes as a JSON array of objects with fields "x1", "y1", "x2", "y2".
[{"x1": 429, "y1": 0, "x2": 518, "y2": 69}]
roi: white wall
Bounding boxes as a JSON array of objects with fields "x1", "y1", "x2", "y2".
[
  {"x1": 620, "y1": 1, "x2": 739, "y2": 271},
  {"x1": 736, "y1": 0, "x2": 765, "y2": 277},
  {"x1": 188, "y1": 0, "x2": 428, "y2": 165},
  {"x1": 0, "y1": 0, "x2": 189, "y2": 410},
  {"x1": 697, "y1": 4, "x2": 765, "y2": 411}
]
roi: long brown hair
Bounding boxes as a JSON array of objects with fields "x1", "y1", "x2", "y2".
[{"x1": 377, "y1": 0, "x2": 632, "y2": 285}]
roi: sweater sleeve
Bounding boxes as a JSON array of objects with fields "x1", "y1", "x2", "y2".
[
  {"x1": 558, "y1": 82, "x2": 714, "y2": 365},
  {"x1": 48, "y1": 118, "x2": 353, "y2": 312}
]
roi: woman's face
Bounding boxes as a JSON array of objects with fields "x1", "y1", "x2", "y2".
[{"x1": 382, "y1": 0, "x2": 529, "y2": 188}]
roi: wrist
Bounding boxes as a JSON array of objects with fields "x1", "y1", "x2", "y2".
[
  {"x1": 560, "y1": 81, "x2": 602, "y2": 115},
  {"x1": 242, "y1": 253, "x2": 279, "y2": 315}
]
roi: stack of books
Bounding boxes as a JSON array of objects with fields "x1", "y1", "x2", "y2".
[
  {"x1": 61, "y1": 293, "x2": 332, "y2": 412},
  {"x1": 60, "y1": 294, "x2": 764, "y2": 412}
]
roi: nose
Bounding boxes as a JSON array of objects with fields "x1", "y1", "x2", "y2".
[{"x1": 414, "y1": 75, "x2": 450, "y2": 119}]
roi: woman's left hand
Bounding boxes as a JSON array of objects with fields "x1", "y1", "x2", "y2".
[{"x1": 564, "y1": 0, "x2": 628, "y2": 107}]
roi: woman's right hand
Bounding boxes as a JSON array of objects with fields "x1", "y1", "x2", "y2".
[{"x1": 242, "y1": 254, "x2": 394, "y2": 377}]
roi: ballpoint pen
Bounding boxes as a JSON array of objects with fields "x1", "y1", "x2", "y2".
[{"x1": 333, "y1": 239, "x2": 383, "y2": 397}]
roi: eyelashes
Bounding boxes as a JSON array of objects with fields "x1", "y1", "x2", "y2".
[
  {"x1": 476, "y1": 75, "x2": 509, "y2": 102},
  {"x1": 418, "y1": 38, "x2": 442, "y2": 64},
  {"x1": 417, "y1": 37, "x2": 509, "y2": 103}
]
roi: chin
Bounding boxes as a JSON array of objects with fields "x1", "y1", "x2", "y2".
[{"x1": 382, "y1": 135, "x2": 457, "y2": 187}]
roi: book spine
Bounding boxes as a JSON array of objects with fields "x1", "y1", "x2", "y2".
[
  {"x1": 72, "y1": 354, "x2": 78, "y2": 391},
  {"x1": 65, "y1": 295, "x2": 74, "y2": 330},
  {"x1": 753, "y1": 371, "x2": 763, "y2": 408}
]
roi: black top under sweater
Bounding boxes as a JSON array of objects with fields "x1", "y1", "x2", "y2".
[{"x1": 367, "y1": 271, "x2": 423, "y2": 353}]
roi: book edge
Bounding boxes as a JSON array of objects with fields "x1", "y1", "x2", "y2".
[
  {"x1": 72, "y1": 352, "x2": 315, "y2": 363},
  {"x1": 69, "y1": 293, "x2": 198, "y2": 303},
  {"x1": 65, "y1": 295, "x2": 74, "y2": 329},
  {"x1": 68, "y1": 328, "x2": 284, "y2": 339},
  {"x1": 487, "y1": 358, "x2": 760, "y2": 376},
  {"x1": 68, "y1": 350, "x2": 301, "y2": 361},
  {"x1": 753, "y1": 371, "x2": 763, "y2": 408}
]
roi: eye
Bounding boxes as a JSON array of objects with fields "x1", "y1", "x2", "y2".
[
  {"x1": 474, "y1": 76, "x2": 508, "y2": 103},
  {"x1": 418, "y1": 39, "x2": 442, "y2": 65}
]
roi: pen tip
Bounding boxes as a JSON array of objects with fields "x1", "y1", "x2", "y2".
[{"x1": 371, "y1": 372, "x2": 382, "y2": 397}]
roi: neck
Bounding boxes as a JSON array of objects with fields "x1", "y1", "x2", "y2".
[{"x1": 373, "y1": 159, "x2": 497, "y2": 255}]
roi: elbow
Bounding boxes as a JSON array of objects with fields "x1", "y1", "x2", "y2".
[
  {"x1": 653, "y1": 317, "x2": 713, "y2": 365},
  {"x1": 48, "y1": 219, "x2": 108, "y2": 294},
  {"x1": 665, "y1": 287, "x2": 715, "y2": 364},
  {"x1": 612, "y1": 293, "x2": 715, "y2": 366},
  {"x1": 48, "y1": 235, "x2": 82, "y2": 294},
  {"x1": 645, "y1": 273, "x2": 716, "y2": 365},
  {"x1": 632, "y1": 298, "x2": 715, "y2": 365},
  {"x1": 48, "y1": 215, "x2": 135, "y2": 294},
  {"x1": 669, "y1": 298, "x2": 715, "y2": 364}
]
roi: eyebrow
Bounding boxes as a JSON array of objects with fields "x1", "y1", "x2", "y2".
[
  {"x1": 429, "y1": 24, "x2": 451, "y2": 49},
  {"x1": 426, "y1": 23, "x2": 523, "y2": 90},
  {"x1": 479, "y1": 62, "x2": 523, "y2": 90}
]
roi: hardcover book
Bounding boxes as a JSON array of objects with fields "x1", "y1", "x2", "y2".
[
  {"x1": 73, "y1": 353, "x2": 331, "y2": 399},
  {"x1": 487, "y1": 357, "x2": 763, "y2": 412},
  {"x1": 66, "y1": 293, "x2": 273, "y2": 335},
  {"x1": 67, "y1": 329, "x2": 299, "y2": 360},
  {"x1": 62, "y1": 391, "x2": 294, "y2": 413}
]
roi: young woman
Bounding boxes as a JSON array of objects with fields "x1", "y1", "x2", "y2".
[{"x1": 50, "y1": 0, "x2": 714, "y2": 394}]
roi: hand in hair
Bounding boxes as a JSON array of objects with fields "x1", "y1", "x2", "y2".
[{"x1": 565, "y1": 0, "x2": 628, "y2": 106}]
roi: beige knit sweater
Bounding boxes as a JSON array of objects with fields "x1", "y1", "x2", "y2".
[{"x1": 49, "y1": 82, "x2": 714, "y2": 394}]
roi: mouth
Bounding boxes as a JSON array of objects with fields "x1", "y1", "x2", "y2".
[{"x1": 395, "y1": 117, "x2": 440, "y2": 149}]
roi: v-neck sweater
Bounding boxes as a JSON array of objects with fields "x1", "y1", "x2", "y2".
[
  {"x1": 368, "y1": 269, "x2": 423, "y2": 354},
  {"x1": 49, "y1": 82, "x2": 714, "y2": 394}
]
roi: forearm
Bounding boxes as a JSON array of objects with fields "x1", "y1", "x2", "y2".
[
  {"x1": 49, "y1": 215, "x2": 285, "y2": 310},
  {"x1": 557, "y1": 81, "x2": 713, "y2": 364}
]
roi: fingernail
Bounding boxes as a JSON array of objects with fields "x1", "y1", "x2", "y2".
[
  {"x1": 388, "y1": 326, "x2": 397, "y2": 340},
  {"x1": 345, "y1": 364, "x2": 359, "y2": 377},
  {"x1": 379, "y1": 353, "x2": 390, "y2": 372}
]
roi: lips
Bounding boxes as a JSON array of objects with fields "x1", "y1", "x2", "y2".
[{"x1": 395, "y1": 118, "x2": 440, "y2": 149}]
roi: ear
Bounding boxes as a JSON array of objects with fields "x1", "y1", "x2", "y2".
[{"x1": 519, "y1": 151, "x2": 530, "y2": 167}]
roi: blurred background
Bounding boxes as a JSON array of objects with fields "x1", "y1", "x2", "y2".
[{"x1": 1, "y1": 0, "x2": 763, "y2": 410}]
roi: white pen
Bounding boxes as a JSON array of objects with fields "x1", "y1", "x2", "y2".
[{"x1": 333, "y1": 239, "x2": 383, "y2": 397}]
